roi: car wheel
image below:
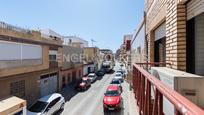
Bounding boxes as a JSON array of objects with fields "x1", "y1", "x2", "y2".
[{"x1": 60, "y1": 103, "x2": 65, "y2": 110}]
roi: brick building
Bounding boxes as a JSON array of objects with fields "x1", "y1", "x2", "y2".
[
  {"x1": 0, "y1": 22, "x2": 63, "y2": 105},
  {"x1": 145, "y1": 0, "x2": 204, "y2": 75},
  {"x1": 131, "y1": 0, "x2": 204, "y2": 113}
]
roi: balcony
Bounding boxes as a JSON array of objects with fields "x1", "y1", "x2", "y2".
[
  {"x1": 132, "y1": 63, "x2": 204, "y2": 115},
  {"x1": 49, "y1": 61, "x2": 58, "y2": 68}
]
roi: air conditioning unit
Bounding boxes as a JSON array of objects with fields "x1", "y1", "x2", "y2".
[{"x1": 150, "y1": 67, "x2": 204, "y2": 115}]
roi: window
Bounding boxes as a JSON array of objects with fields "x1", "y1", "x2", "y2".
[
  {"x1": 10, "y1": 80, "x2": 25, "y2": 98},
  {"x1": 49, "y1": 55, "x2": 57, "y2": 61},
  {"x1": 28, "y1": 101, "x2": 48, "y2": 112},
  {"x1": 49, "y1": 50, "x2": 57, "y2": 61},
  {"x1": 47, "y1": 97, "x2": 61, "y2": 109}
]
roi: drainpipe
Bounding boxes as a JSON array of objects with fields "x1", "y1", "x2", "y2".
[{"x1": 144, "y1": 11, "x2": 149, "y2": 69}]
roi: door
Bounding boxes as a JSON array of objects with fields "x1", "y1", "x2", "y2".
[
  {"x1": 49, "y1": 73, "x2": 57, "y2": 94},
  {"x1": 88, "y1": 67, "x2": 91, "y2": 74},
  {"x1": 40, "y1": 73, "x2": 58, "y2": 97},
  {"x1": 154, "y1": 38, "x2": 166, "y2": 63},
  {"x1": 40, "y1": 75, "x2": 50, "y2": 97},
  {"x1": 72, "y1": 71, "x2": 77, "y2": 83}
]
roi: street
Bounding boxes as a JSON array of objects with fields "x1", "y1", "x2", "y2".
[{"x1": 56, "y1": 64, "x2": 131, "y2": 115}]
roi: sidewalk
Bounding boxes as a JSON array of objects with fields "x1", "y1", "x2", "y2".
[
  {"x1": 123, "y1": 81, "x2": 139, "y2": 115},
  {"x1": 128, "y1": 89, "x2": 139, "y2": 115}
]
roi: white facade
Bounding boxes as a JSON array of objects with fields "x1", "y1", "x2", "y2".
[
  {"x1": 63, "y1": 36, "x2": 88, "y2": 48},
  {"x1": 0, "y1": 41, "x2": 42, "y2": 60},
  {"x1": 40, "y1": 29, "x2": 63, "y2": 40}
]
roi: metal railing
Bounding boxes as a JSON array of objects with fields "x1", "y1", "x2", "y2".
[
  {"x1": 0, "y1": 21, "x2": 32, "y2": 34},
  {"x1": 132, "y1": 63, "x2": 204, "y2": 115}
]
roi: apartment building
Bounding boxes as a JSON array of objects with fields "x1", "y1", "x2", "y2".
[
  {"x1": 83, "y1": 47, "x2": 100, "y2": 75},
  {"x1": 131, "y1": 19, "x2": 146, "y2": 64},
  {"x1": 145, "y1": 0, "x2": 204, "y2": 74},
  {"x1": 132, "y1": 0, "x2": 204, "y2": 113},
  {"x1": 59, "y1": 45, "x2": 83, "y2": 89},
  {"x1": 120, "y1": 35, "x2": 132, "y2": 67},
  {"x1": 0, "y1": 22, "x2": 63, "y2": 105}
]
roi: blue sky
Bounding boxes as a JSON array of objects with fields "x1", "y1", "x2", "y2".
[{"x1": 0, "y1": 0, "x2": 144, "y2": 52}]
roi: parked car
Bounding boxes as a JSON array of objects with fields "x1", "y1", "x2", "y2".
[
  {"x1": 27, "y1": 93, "x2": 65, "y2": 115},
  {"x1": 87, "y1": 73, "x2": 97, "y2": 83},
  {"x1": 103, "y1": 85, "x2": 122, "y2": 111},
  {"x1": 110, "y1": 79, "x2": 122, "y2": 92},
  {"x1": 116, "y1": 70, "x2": 124, "y2": 77},
  {"x1": 114, "y1": 72, "x2": 124, "y2": 82},
  {"x1": 75, "y1": 77, "x2": 91, "y2": 91},
  {"x1": 96, "y1": 70, "x2": 105, "y2": 77}
]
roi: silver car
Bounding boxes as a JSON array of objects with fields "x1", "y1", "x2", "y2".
[
  {"x1": 88, "y1": 73, "x2": 97, "y2": 83},
  {"x1": 27, "y1": 93, "x2": 65, "y2": 115}
]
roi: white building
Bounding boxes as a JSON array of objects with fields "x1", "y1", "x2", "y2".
[
  {"x1": 40, "y1": 29, "x2": 63, "y2": 40},
  {"x1": 63, "y1": 36, "x2": 88, "y2": 48}
]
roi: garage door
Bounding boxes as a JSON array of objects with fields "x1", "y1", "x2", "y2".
[{"x1": 40, "y1": 73, "x2": 58, "y2": 97}]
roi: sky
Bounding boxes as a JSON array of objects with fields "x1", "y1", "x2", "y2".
[{"x1": 0, "y1": 0, "x2": 144, "y2": 52}]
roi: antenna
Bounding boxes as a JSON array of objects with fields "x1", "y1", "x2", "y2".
[{"x1": 91, "y1": 39, "x2": 96, "y2": 47}]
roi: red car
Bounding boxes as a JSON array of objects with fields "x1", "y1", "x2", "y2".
[
  {"x1": 75, "y1": 77, "x2": 91, "y2": 91},
  {"x1": 103, "y1": 85, "x2": 122, "y2": 111}
]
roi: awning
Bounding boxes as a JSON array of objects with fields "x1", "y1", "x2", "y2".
[{"x1": 0, "y1": 96, "x2": 26, "y2": 115}]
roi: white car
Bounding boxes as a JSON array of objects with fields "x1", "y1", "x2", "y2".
[
  {"x1": 87, "y1": 73, "x2": 97, "y2": 83},
  {"x1": 27, "y1": 93, "x2": 65, "y2": 115},
  {"x1": 114, "y1": 72, "x2": 124, "y2": 82}
]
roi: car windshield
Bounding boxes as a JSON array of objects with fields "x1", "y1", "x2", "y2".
[
  {"x1": 116, "y1": 74, "x2": 121, "y2": 76},
  {"x1": 88, "y1": 75, "x2": 94, "y2": 77},
  {"x1": 105, "y1": 90, "x2": 120, "y2": 96},
  {"x1": 28, "y1": 101, "x2": 48, "y2": 112},
  {"x1": 82, "y1": 80, "x2": 87, "y2": 83},
  {"x1": 111, "y1": 80, "x2": 120, "y2": 84}
]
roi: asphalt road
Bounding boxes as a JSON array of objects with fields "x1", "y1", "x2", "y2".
[{"x1": 56, "y1": 64, "x2": 130, "y2": 115}]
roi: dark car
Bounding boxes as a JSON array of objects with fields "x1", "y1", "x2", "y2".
[
  {"x1": 75, "y1": 77, "x2": 91, "y2": 91},
  {"x1": 110, "y1": 79, "x2": 123, "y2": 92},
  {"x1": 96, "y1": 70, "x2": 105, "y2": 76}
]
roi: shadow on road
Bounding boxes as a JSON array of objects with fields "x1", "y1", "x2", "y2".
[
  {"x1": 104, "y1": 108, "x2": 124, "y2": 115},
  {"x1": 54, "y1": 82, "x2": 80, "y2": 115},
  {"x1": 60, "y1": 82, "x2": 79, "y2": 102},
  {"x1": 96, "y1": 76, "x2": 103, "y2": 80},
  {"x1": 106, "y1": 70, "x2": 115, "y2": 74}
]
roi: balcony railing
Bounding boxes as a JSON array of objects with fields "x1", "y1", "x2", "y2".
[
  {"x1": 132, "y1": 63, "x2": 204, "y2": 115},
  {"x1": 49, "y1": 61, "x2": 58, "y2": 68},
  {"x1": 0, "y1": 21, "x2": 32, "y2": 34}
]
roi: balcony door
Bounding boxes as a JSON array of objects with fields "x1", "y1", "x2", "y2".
[{"x1": 154, "y1": 38, "x2": 166, "y2": 63}]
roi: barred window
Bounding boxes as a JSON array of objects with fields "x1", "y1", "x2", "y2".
[{"x1": 10, "y1": 80, "x2": 25, "y2": 98}]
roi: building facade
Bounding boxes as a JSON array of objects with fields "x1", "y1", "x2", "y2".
[
  {"x1": 131, "y1": 19, "x2": 146, "y2": 65},
  {"x1": 83, "y1": 47, "x2": 100, "y2": 72},
  {"x1": 120, "y1": 35, "x2": 132, "y2": 67},
  {"x1": 140, "y1": 0, "x2": 204, "y2": 112},
  {"x1": 145, "y1": 0, "x2": 204, "y2": 74},
  {"x1": 0, "y1": 22, "x2": 63, "y2": 105},
  {"x1": 59, "y1": 45, "x2": 83, "y2": 89}
]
